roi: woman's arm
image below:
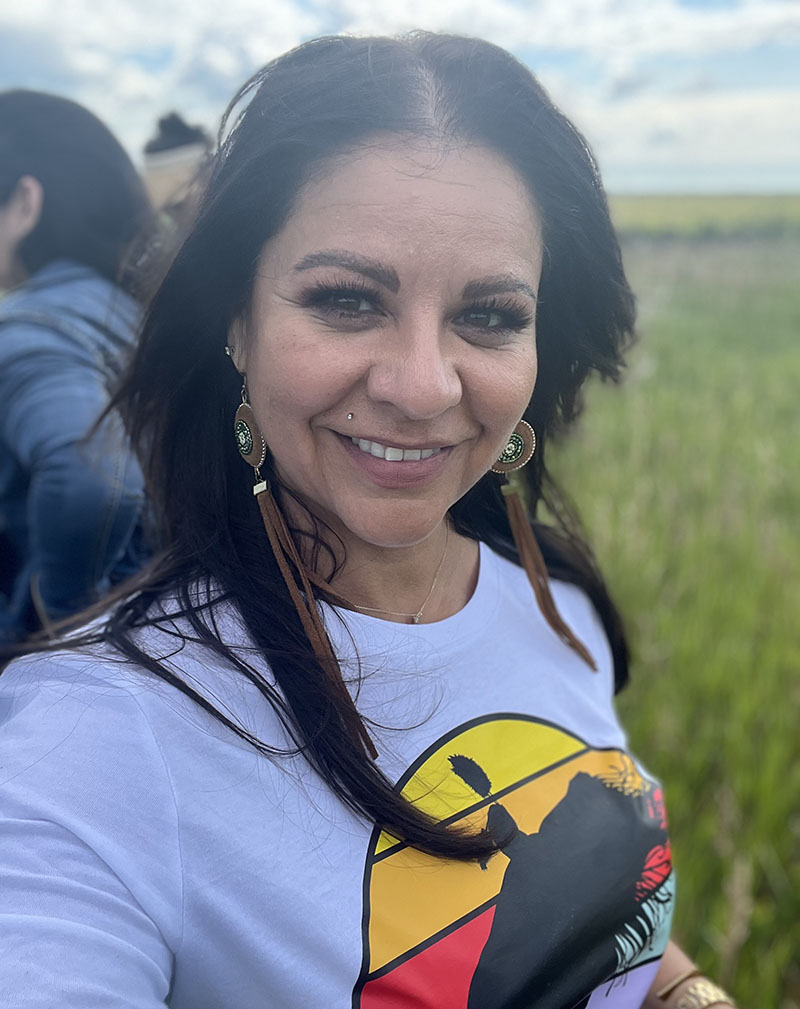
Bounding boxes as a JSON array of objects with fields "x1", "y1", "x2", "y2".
[
  {"x1": 0, "y1": 656, "x2": 180, "y2": 1007},
  {"x1": 643, "y1": 940, "x2": 737, "y2": 1009}
]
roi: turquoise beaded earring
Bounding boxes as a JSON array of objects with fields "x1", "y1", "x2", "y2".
[
  {"x1": 491, "y1": 420, "x2": 536, "y2": 474},
  {"x1": 233, "y1": 378, "x2": 266, "y2": 471}
]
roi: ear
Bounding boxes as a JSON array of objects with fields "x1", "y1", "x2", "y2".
[
  {"x1": 226, "y1": 314, "x2": 248, "y2": 374},
  {"x1": 8, "y1": 175, "x2": 44, "y2": 242}
]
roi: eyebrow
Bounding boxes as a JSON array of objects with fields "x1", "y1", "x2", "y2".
[
  {"x1": 293, "y1": 251, "x2": 537, "y2": 303},
  {"x1": 293, "y1": 250, "x2": 400, "y2": 293},
  {"x1": 462, "y1": 275, "x2": 538, "y2": 303}
]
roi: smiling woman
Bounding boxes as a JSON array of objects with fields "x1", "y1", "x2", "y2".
[{"x1": 0, "y1": 32, "x2": 736, "y2": 1009}]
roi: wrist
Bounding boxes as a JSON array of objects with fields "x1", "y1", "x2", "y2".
[{"x1": 658, "y1": 972, "x2": 736, "y2": 1009}]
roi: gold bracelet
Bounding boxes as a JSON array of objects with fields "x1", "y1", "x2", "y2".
[
  {"x1": 674, "y1": 979, "x2": 734, "y2": 1009},
  {"x1": 657, "y1": 968, "x2": 702, "y2": 1000}
]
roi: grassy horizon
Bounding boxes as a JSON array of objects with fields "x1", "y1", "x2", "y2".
[{"x1": 609, "y1": 193, "x2": 800, "y2": 239}]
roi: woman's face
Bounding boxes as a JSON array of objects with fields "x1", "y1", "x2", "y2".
[{"x1": 232, "y1": 141, "x2": 542, "y2": 550}]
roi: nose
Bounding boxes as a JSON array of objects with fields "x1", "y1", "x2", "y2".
[{"x1": 365, "y1": 321, "x2": 463, "y2": 421}]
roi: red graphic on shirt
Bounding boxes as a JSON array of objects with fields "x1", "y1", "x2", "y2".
[{"x1": 352, "y1": 715, "x2": 673, "y2": 1009}]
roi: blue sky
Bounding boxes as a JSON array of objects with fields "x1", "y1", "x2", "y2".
[{"x1": 1, "y1": 0, "x2": 798, "y2": 192}]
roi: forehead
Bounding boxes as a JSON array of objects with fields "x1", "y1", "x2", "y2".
[{"x1": 260, "y1": 140, "x2": 543, "y2": 279}]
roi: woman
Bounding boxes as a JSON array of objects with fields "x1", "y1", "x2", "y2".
[
  {"x1": 0, "y1": 90, "x2": 150, "y2": 643},
  {"x1": 0, "y1": 35, "x2": 736, "y2": 1009}
]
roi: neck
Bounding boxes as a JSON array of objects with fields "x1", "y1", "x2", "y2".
[
  {"x1": 278, "y1": 493, "x2": 479, "y2": 624},
  {"x1": 337, "y1": 525, "x2": 449, "y2": 623}
]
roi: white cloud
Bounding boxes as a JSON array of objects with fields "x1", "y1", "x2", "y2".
[
  {"x1": 583, "y1": 85, "x2": 800, "y2": 157},
  {"x1": 324, "y1": 0, "x2": 800, "y2": 56},
  {"x1": 570, "y1": 85, "x2": 800, "y2": 190},
  {"x1": 1, "y1": 0, "x2": 799, "y2": 189}
]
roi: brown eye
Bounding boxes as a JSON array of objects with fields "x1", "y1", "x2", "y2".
[
  {"x1": 329, "y1": 293, "x2": 374, "y2": 313},
  {"x1": 301, "y1": 282, "x2": 386, "y2": 330},
  {"x1": 452, "y1": 299, "x2": 533, "y2": 348},
  {"x1": 461, "y1": 309, "x2": 505, "y2": 328}
]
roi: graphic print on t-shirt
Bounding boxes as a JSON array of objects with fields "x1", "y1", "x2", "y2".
[{"x1": 352, "y1": 714, "x2": 674, "y2": 1009}]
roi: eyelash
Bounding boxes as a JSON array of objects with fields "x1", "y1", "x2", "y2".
[{"x1": 300, "y1": 278, "x2": 534, "y2": 340}]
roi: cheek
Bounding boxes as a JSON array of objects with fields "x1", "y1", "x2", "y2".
[
  {"x1": 246, "y1": 330, "x2": 357, "y2": 436},
  {"x1": 476, "y1": 346, "x2": 538, "y2": 430},
  {"x1": 511, "y1": 336, "x2": 539, "y2": 401}
]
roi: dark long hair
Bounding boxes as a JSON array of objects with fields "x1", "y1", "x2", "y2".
[
  {"x1": 0, "y1": 89, "x2": 153, "y2": 289},
  {"x1": 35, "y1": 34, "x2": 636, "y2": 859}
]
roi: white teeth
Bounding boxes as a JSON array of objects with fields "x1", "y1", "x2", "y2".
[{"x1": 349, "y1": 436, "x2": 442, "y2": 462}]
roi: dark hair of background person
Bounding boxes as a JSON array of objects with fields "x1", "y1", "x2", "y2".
[
  {"x1": 143, "y1": 111, "x2": 212, "y2": 155},
  {"x1": 21, "y1": 34, "x2": 637, "y2": 860},
  {"x1": 0, "y1": 89, "x2": 153, "y2": 291}
]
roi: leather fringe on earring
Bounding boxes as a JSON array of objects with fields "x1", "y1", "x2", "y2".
[
  {"x1": 234, "y1": 383, "x2": 378, "y2": 760},
  {"x1": 494, "y1": 422, "x2": 597, "y2": 672}
]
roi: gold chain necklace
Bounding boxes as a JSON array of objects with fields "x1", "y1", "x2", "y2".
[{"x1": 351, "y1": 526, "x2": 450, "y2": 624}]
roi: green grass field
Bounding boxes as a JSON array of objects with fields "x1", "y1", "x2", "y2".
[
  {"x1": 549, "y1": 201, "x2": 800, "y2": 1008},
  {"x1": 609, "y1": 193, "x2": 800, "y2": 238}
]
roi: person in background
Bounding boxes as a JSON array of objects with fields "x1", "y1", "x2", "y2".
[
  {"x1": 142, "y1": 111, "x2": 212, "y2": 221},
  {"x1": 0, "y1": 90, "x2": 151, "y2": 644}
]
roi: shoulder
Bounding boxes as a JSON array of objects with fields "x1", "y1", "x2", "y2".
[
  {"x1": 484, "y1": 532, "x2": 630, "y2": 693},
  {"x1": 0, "y1": 263, "x2": 140, "y2": 366},
  {"x1": 0, "y1": 636, "x2": 227, "y2": 810},
  {"x1": 0, "y1": 291, "x2": 67, "y2": 363},
  {"x1": 0, "y1": 285, "x2": 82, "y2": 368},
  {"x1": 1, "y1": 594, "x2": 283, "y2": 756},
  {"x1": 0, "y1": 646, "x2": 170, "y2": 759},
  {"x1": 482, "y1": 543, "x2": 615, "y2": 683},
  {"x1": 485, "y1": 544, "x2": 611, "y2": 638},
  {"x1": 0, "y1": 647, "x2": 179, "y2": 851}
]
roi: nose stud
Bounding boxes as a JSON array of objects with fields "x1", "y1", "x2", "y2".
[{"x1": 346, "y1": 412, "x2": 354, "y2": 421}]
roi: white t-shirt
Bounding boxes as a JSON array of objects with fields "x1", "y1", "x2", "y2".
[{"x1": 0, "y1": 543, "x2": 674, "y2": 1008}]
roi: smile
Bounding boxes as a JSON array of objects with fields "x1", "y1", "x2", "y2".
[{"x1": 350, "y1": 437, "x2": 442, "y2": 462}]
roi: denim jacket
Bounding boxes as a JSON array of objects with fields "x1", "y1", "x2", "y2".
[{"x1": 0, "y1": 260, "x2": 145, "y2": 642}]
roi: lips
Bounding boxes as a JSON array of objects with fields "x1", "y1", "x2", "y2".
[
  {"x1": 351, "y1": 437, "x2": 442, "y2": 462},
  {"x1": 337, "y1": 432, "x2": 451, "y2": 489}
]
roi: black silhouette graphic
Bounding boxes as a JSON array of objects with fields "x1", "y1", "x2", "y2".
[{"x1": 449, "y1": 755, "x2": 671, "y2": 1009}]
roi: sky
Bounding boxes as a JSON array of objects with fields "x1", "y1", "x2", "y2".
[{"x1": 1, "y1": 0, "x2": 799, "y2": 193}]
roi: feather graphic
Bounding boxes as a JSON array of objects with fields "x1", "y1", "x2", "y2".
[{"x1": 449, "y1": 754, "x2": 493, "y2": 797}]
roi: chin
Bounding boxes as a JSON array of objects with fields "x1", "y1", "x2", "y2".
[
  {"x1": 340, "y1": 508, "x2": 447, "y2": 551},
  {"x1": 350, "y1": 525, "x2": 440, "y2": 551}
]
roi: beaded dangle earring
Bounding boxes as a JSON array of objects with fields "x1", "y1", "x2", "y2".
[
  {"x1": 232, "y1": 374, "x2": 378, "y2": 758},
  {"x1": 493, "y1": 420, "x2": 596, "y2": 671},
  {"x1": 234, "y1": 380, "x2": 267, "y2": 470}
]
